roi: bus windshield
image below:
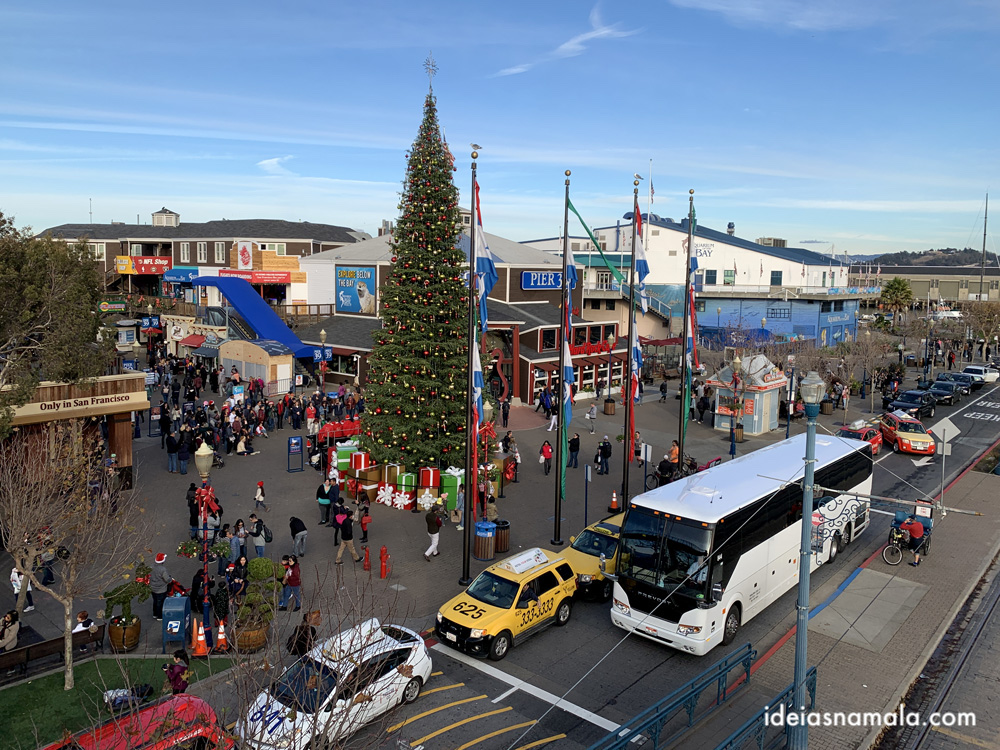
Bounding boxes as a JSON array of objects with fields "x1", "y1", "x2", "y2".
[{"x1": 619, "y1": 508, "x2": 713, "y2": 600}]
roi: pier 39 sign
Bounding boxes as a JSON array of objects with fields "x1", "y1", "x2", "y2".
[{"x1": 521, "y1": 271, "x2": 563, "y2": 290}]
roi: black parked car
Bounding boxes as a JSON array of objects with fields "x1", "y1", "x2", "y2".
[
  {"x1": 925, "y1": 381, "x2": 962, "y2": 405},
  {"x1": 948, "y1": 372, "x2": 984, "y2": 392},
  {"x1": 936, "y1": 372, "x2": 972, "y2": 395},
  {"x1": 889, "y1": 390, "x2": 937, "y2": 419}
]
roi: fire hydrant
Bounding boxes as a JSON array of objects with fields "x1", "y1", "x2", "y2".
[
  {"x1": 379, "y1": 545, "x2": 391, "y2": 579},
  {"x1": 363, "y1": 545, "x2": 371, "y2": 572}
]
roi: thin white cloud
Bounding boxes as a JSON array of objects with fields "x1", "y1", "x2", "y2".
[
  {"x1": 256, "y1": 156, "x2": 297, "y2": 176},
  {"x1": 667, "y1": 0, "x2": 891, "y2": 32},
  {"x1": 495, "y1": 5, "x2": 639, "y2": 76}
]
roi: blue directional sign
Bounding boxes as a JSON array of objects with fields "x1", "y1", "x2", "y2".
[{"x1": 521, "y1": 271, "x2": 563, "y2": 290}]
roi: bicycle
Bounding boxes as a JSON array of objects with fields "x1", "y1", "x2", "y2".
[
  {"x1": 645, "y1": 455, "x2": 698, "y2": 491},
  {"x1": 882, "y1": 525, "x2": 932, "y2": 565}
]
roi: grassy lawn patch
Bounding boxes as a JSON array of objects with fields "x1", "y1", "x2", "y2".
[{"x1": 2, "y1": 656, "x2": 232, "y2": 750}]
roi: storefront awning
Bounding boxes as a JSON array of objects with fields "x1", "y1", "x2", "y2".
[
  {"x1": 178, "y1": 334, "x2": 206, "y2": 348},
  {"x1": 580, "y1": 357, "x2": 607, "y2": 367},
  {"x1": 532, "y1": 362, "x2": 558, "y2": 372},
  {"x1": 191, "y1": 345, "x2": 219, "y2": 358},
  {"x1": 328, "y1": 347, "x2": 357, "y2": 357}
]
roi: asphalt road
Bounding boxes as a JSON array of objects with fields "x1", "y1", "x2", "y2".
[{"x1": 353, "y1": 384, "x2": 1000, "y2": 750}]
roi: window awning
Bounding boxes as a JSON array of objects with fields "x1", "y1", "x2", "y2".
[
  {"x1": 191, "y1": 345, "x2": 219, "y2": 358},
  {"x1": 580, "y1": 357, "x2": 607, "y2": 367},
  {"x1": 533, "y1": 362, "x2": 558, "y2": 372},
  {"x1": 328, "y1": 347, "x2": 356, "y2": 357},
  {"x1": 178, "y1": 334, "x2": 206, "y2": 348}
]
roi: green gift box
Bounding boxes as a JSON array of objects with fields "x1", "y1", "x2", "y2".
[
  {"x1": 397, "y1": 472, "x2": 417, "y2": 490},
  {"x1": 337, "y1": 442, "x2": 358, "y2": 471},
  {"x1": 439, "y1": 472, "x2": 463, "y2": 511}
]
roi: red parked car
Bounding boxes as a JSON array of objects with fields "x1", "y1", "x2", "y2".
[{"x1": 39, "y1": 695, "x2": 234, "y2": 750}]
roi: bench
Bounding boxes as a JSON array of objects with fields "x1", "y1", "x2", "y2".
[
  {"x1": 661, "y1": 368, "x2": 681, "y2": 380},
  {"x1": 0, "y1": 624, "x2": 106, "y2": 677}
]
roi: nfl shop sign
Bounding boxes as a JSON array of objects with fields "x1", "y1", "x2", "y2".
[
  {"x1": 133, "y1": 257, "x2": 173, "y2": 274},
  {"x1": 218, "y1": 269, "x2": 291, "y2": 284},
  {"x1": 237, "y1": 240, "x2": 253, "y2": 270}
]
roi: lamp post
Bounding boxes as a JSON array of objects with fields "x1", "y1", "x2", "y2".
[
  {"x1": 862, "y1": 329, "x2": 870, "y2": 400},
  {"x1": 729, "y1": 353, "x2": 742, "y2": 457},
  {"x1": 606, "y1": 332, "x2": 616, "y2": 411},
  {"x1": 717, "y1": 306, "x2": 722, "y2": 330},
  {"x1": 147, "y1": 303, "x2": 154, "y2": 356},
  {"x1": 898, "y1": 342, "x2": 904, "y2": 364},
  {"x1": 761, "y1": 317, "x2": 767, "y2": 345},
  {"x1": 193, "y1": 441, "x2": 217, "y2": 648},
  {"x1": 318, "y1": 329, "x2": 328, "y2": 388},
  {"x1": 789, "y1": 370, "x2": 825, "y2": 749},
  {"x1": 785, "y1": 357, "x2": 796, "y2": 440}
]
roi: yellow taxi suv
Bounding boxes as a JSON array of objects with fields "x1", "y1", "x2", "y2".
[
  {"x1": 563, "y1": 513, "x2": 623, "y2": 601},
  {"x1": 435, "y1": 548, "x2": 577, "y2": 661}
]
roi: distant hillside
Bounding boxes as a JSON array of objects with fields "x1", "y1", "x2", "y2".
[{"x1": 875, "y1": 248, "x2": 1000, "y2": 266}]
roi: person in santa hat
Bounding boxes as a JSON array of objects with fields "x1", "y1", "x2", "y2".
[{"x1": 150, "y1": 553, "x2": 172, "y2": 621}]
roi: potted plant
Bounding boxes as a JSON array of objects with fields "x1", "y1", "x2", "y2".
[
  {"x1": 176, "y1": 540, "x2": 199, "y2": 559},
  {"x1": 103, "y1": 562, "x2": 151, "y2": 652},
  {"x1": 233, "y1": 557, "x2": 283, "y2": 652}
]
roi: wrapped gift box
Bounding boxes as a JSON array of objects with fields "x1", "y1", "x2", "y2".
[
  {"x1": 397, "y1": 472, "x2": 417, "y2": 491},
  {"x1": 419, "y1": 467, "x2": 441, "y2": 488},
  {"x1": 337, "y1": 442, "x2": 359, "y2": 471},
  {"x1": 356, "y1": 466, "x2": 381, "y2": 484},
  {"x1": 440, "y1": 473, "x2": 463, "y2": 511},
  {"x1": 350, "y1": 451, "x2": 372, "y2": 471},
  {"x1": 381, "y1": 463, "x2": 405, "y2": 485},
  {"x1": 360, "y1": 483, "x2": 379, "y2": 504},
  {"x1": 394, "y1": 489, "x2": 417, "y2": 511}
]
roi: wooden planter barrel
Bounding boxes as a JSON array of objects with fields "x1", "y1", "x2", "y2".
[
  {"x1": 234, "y1": 624, "x2": 270, "y2": 652},
  {"x1": 108, "y1": 620, "x2": 142, "y2": 652}
]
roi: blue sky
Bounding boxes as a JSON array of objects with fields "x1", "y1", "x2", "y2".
[{"x1": 1, "y1": 0, "x2": 998, "y2": 257}]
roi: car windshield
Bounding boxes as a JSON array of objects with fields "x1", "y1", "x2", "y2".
[
  {"x1": 896, "y1": 393, "x2": 921, "y2": 404},
  {"x1": 570, "y1": 529, "x2": 619, "y2": 559},
  {"x1": 896, "y1": 421, "x2": 928, "y2": 435},
  {"x1": 466, "y1": 570, "x2": 519, "y2": 609},
  {"x1": 837, "y1": 429, "x2": 865, "y2": 440},
  {"x1": 930, "y1": 384, "x2": 953, "y2": 393},
  {"x1": 269, "y1": 659, "x2": 338, "y2": 714},
  {"x1": 618, "y1": 508, "x2": 712, "y2": 599}
]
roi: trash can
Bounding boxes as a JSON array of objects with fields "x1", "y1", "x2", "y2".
[
  {"x1": 603, "y1": 399, "x2": 616, "y2": 416},
  {"x1": 905, "y1": 354, "x2": 917, "y2": 367},
  {"x1": 734, "y1": 424, "x2": 745, "y2": 443},
  {"x1": 473, "y1": 521, "x2": 496, "y2": 561},
  {"x1": 494, "y1": 519, "x2": 510, "y2": 553},
  {"x1": 820, "y1": 400, "x2": 833, "y2": 415},
  {"x1": 162, "y1": 596, "x2": 191, "y2": 654}
]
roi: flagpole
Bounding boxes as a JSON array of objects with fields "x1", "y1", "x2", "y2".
[
  {"x1": 677, "y1": 190, "x2": 695, "y2": 468},
  {"x1": 460, "y1": 150, "x2": 479, "y2": 586},
  {"x1": 621, "y1": 179, "x2": 640, "y2": 502},
  {"x1": 646, "y1": 159, "x2": 652, "y2": 245},
  {"x1": 553, "y1": 170, "x2": 571, "y2": 547}
]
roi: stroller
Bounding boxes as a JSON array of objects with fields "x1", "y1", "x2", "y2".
[{"x1": 212, "y1": 450, "x2": 225, "y2": 469}]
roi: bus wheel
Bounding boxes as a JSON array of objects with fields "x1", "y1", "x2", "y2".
[
  {"x1": 722, "y1": 605, "x2": 741, "y2": 646},
  {"x1": 843, "y1": 524, "x2": 853, "y2": 546},
  {"x1": 828, "y1": 534, "x2": 839, "y2": 562}
]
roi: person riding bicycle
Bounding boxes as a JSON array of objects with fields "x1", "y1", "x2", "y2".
[
  {"x1": 657, "y1": 455, "x2": 673, "y2": 487},
  {"x1": 899, "y1": 515, "x2": 925, "y2": 567}
]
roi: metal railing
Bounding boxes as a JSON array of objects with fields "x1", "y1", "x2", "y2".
[
  {"x1": 617, "y1": 283, "x2": 675, "y2": 320},
  {"x1": 587, "y1": 642, "x2": 756, "y2": 750},
  {"x1": 713, "y1": 667, "x2": 817, "y2": 750}
]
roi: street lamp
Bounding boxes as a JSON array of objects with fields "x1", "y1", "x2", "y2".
[
  {"x1": 898, "y1": 342, "x2": 904, "y2": 364},
  {"x1": 193, "y1": 441, "x2": 217, "y2": 648},
  {"x1": 790, "y1": 370, "x2": 825, "y2": 749},
  {"x1": 147, "y1": 303, "x2": 154, "y2": 356},
  {"x1": 729, "y1": 354, "x2": 742, "y2": 457},
  {"x1": 318, "y1": 329, "x2": 328, "y2": 388},
  {"x1": 862, "y1": 329, "x2": 871, "y2": 400},
  {"x1": 761, "y1": 317, "x2": 766, "y2": 344},
  {"x1": 132, "y1": 340, "x2": 142, "y2": 370},
  {"x1": 717, "y1": 306, "x2": 722, "y2": 329}
]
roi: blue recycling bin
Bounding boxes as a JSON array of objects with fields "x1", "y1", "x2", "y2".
[
  {"x1": 162, "y1": 596, "x2": 191, "y2": 654},
  {"x1": 473, "y1": 521, "x2": 496, "y2": 561}
]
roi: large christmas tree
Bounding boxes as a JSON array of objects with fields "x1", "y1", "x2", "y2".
[{"x1": 361, "y1": 91, "x2": 469, "y2": 468}]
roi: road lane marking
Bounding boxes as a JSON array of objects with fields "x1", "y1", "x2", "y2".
[
  {"x1": 410, "y1": 706, "x2": 512, "y2": 746},
  {"x1": 432, "y1": 671, "x2": 443, "y2": 676},
  {"x1": 386, "y1": 695, "x2": 486, "y2": 733},
  {"x1": 492, "y1": 686, "x2": 518, "y2": 703},
  {"x1": 431, "y1": 643, "x2": 619, "y2": 732},
  {"x1": 513, "y1": 735, "x2": 568, "y2": 750},
  {"x1": 453, "y1": 720, "x2": 536, "y2": 750},
  {"x1": 421, "y1": 682, "x2": 465, "y2": 696},
  {"x1": 931, "y1": 726, "x2": 998, "y2": 749}
]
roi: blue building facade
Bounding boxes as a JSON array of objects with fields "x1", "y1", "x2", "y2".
[{"x1": 695, "y1": 296, "x2": 861, "y2": 348}]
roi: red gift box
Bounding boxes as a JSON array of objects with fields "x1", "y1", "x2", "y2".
[
  {"x1": 350, "y1": 452, "x2": 372, "y2": 470},
  {"x1": 419, "y1": 467, "x2": 440, "y2": 488}
]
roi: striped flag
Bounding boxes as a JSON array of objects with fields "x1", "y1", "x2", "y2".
[
  {"x1": 471, "y1": 343, "x2": 484, "y2": 427},
  {"x1": 568, "y1": 198, "x2": 626, "y2": 284},
  {"x1": 474, "y1": 181, "x2": 500, "y2": 333},
  {"x1": 633, "y1": 202, "x2": 650, "y2": 314},
  {"x1": 628, "y1": 313, "x2": 643, "y2": 462}
]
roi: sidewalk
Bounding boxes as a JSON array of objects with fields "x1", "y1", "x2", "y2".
[{"x1": 664, "y1": 467, "x2": 1000, "y2": 750}]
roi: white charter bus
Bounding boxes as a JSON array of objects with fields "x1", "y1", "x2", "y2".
[{"x1": 611, "y1": 434, "x2": 873, "y2": 655}]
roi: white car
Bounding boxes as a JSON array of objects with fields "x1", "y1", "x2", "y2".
[
  {"x1": 236, "y1": 619, "x2": 431, "y2": 750},
  {"x1": 963, "y1": 365, "x2": 999, "y2": 383}
]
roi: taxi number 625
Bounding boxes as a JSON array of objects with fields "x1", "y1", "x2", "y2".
[{"x1": 452, "y1": 602, "x2": 486, "y2": 619}]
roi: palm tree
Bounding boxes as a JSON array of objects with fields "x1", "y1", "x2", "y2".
[{"x1": 880, "y1": 277, "x2": 914, "y2": 325}]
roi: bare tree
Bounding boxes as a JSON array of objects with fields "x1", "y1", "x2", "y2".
[
  {"x1": 963, "y1": 301, "x2": 1000, "y2": 361},
  {"x1": 850, "y1": 330, "x2": 894, "y2": 412},
  {"x1": 0, "y1": 422, "x2": 147, "y2": 690}
]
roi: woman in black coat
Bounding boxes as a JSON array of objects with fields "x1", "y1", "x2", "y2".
[{"x1": 186, "y1": 483, "x2": 199, "y2": 538}]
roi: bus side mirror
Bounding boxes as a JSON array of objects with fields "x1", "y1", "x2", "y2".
[
  {"x1": 711, "y1": 583, "x2": 724, "y2": 602},
  {"x1": 598, "y1": 552, "x2": 617, "y2": 581},
  {"x1": 598, "y1": 553, "x2": 606, "y2": 573}
]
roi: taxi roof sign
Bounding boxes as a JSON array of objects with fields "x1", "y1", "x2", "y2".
[
  {"x1": 496, "y1": 548, "x2": 549, "y2": 575},
  {"x1": 849, "y1": 419, "x2": 866, "y2": 430}
]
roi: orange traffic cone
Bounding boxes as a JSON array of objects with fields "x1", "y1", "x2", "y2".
[
  {"x1": 213, "y1": 621, "x2": 229, "y2": 653},
  {"x1": 191, "y1": 620, "x2": 210, "y2": 658},
  {"x1": 608, "y1": 491, "x2": 619, "y2": 513}
]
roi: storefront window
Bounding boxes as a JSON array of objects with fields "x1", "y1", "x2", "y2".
[
  {"x1": 574, "y1": 328, "x2": 587, "y2": 346},
  {"x1": 603, "y1": 324, "x2": 616, "y2": 341},
  {"x1": 541, "y1": 329, "x2": 556, "y2": 351}
]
